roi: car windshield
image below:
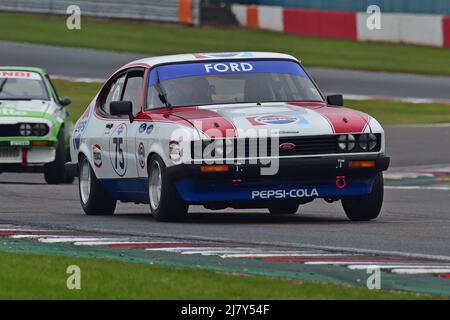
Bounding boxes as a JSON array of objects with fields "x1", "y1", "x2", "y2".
[
  {"x1": 146, "y1": 60, "x2": 323, "y2": 109},
  {"x1": 0, "y1": 71, "x2": 49, "y2": 101}
]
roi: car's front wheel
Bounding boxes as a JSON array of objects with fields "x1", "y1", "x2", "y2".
[
  {"x1": 78, "y1": 155, "x2": 116, "y2": 215},
  {"x1": 341, "y1": 173, "x2": 384, "y2": 221},
  {"x1": 147, "y1": 155, "x2": 188, "y2": 222}
]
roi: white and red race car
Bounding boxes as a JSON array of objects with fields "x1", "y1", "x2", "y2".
[{"x1": 66, "y1": 52, "x2": 390, "y2": 221}]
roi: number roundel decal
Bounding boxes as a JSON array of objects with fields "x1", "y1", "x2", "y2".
[{"x1": 109, "y1": 123, "x2": 128, "y2": 176}]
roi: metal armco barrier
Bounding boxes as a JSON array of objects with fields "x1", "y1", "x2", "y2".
[{"x1": 0, "y1": 0, "x2": 200, "y2": 25}]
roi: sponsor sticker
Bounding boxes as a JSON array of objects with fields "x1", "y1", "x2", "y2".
[
  {"x1": 93, "y1": 144, "x2": 102, "y2": 168},
  {"x1": 0, "y1": 108, "x2": 28, "y2": 116},
  {"x1": 109, "y1": 123, "x2": 128, "y2": 176},
  {"x1": 146, "y1": 124, "x2": 154, "y2": 134},
  {"x1": 204, "y1": 62, "x2": 253, "y2": 73},
  {"x1": 247, "y1": 115, "x2": 309, "y2": 126},
  {"x1": 256, "y1": 115, "x2": 299, "y2": 125},
  {"x1": 194, "y1": 52, "x2": 253, "y2": 59},
  {"x1": 251, "y1": 188, "x2": 319, "y2": 200},
  {"x1": 138, "y1": 142, "x2": 145, "y2": 168},
  {"x1": 0, "y1": 71, "x2": 41, "y2": 80},
  {"x1": 10, "y1": 141, "x2": 30, "y2": 146},
  {"x1": 138, "y1": 123, "x2": 147, "y2": 133},
  {"x1": 73, "y1": 119, "x2": 87, "y2": 150}
]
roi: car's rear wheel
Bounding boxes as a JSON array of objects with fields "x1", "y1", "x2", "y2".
[
  {"x1": 268, "y1": 202, "x2": 299, "y2": 215},
  {"x1": 341, "y1": 173, "x2": 384, "y2": 221},
  {"x1": 147, "y1": 155, "x2": 188, "y2": 222},
  {"x1": 78, "y1": 155, "x2": 116, "y2": 215}
]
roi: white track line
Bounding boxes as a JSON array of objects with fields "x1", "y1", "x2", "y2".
[
  {"x1": 347, "y1": 265, "x2": 450, "y2": 270},
  {"x1": 385, "y1": 186, "x2": 450, "y2": 191},
  {"x1": 391, "y1": 268, "x2": 450, "y2": 275},
  {"x1": 74, "y1": 241, "x2": 186, "y2": 246},
  {"x1": 11, "y1": 234, "x2": 66, "y2": 239},
  {"x1": 220, "y1": 253, "x2": 357, "y2": 259},
  {"x1": 145, "y1": 247, "x2": 252, "y2": 253},
  {"x1": 38, "y1": 237, "x2": 122, "y2": 243},
  {"x1": 0, "y1": 229, "x2": 53, "y2": 232}
]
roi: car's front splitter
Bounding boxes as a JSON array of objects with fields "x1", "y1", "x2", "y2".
[{"x1": 175, "y1": 176, "x2": 377, "y2": 203}]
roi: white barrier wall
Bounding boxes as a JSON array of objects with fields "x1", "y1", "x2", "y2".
[
  {"x1": 399, "y1": 14, "x2": 443, "y2": 47},
  {"x1": 258, "y1": 5, "x2": 284, "y2": 32},
  {"x1": 357, "y1": 13, "x2": 444, "y2": 47},
  {"x1": 231, "y1": 5, "x2": 449, "y2": 48},
  {"x1": 231, "y1": 4, "x2": 248, "y2": 27}
]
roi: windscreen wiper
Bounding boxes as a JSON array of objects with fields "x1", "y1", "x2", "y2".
[{"x1": 155, "y1": 71, "x2": 172, "y2": 109}]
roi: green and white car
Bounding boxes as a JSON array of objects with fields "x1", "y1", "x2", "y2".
[{"x1": 0, "y1": 67, "x2": 74, "y2": 184}]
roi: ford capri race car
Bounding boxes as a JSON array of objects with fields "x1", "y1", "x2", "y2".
[
  {"x1": 66, "y1": 52, "x2": 390, "y2": 221},
  {"x1": 0, "y1": 67, "x2": 74, "y2": 184}
]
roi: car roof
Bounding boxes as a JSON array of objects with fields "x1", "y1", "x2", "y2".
[
  {"x1": 0, "y1": 66, "x2": 47, "y2": 75},
  {"x1": 124, "y1": 52, "x2": 299, "y2": 68}
]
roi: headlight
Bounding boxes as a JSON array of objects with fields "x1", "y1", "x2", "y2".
[
  {"x1": 169, "y1": 140, "x2": 182, "y2": 162},
  {"x1": 358, "y1": 134, "x2": 378, "y2": 151},
  {"x1": 337, "y1": 134, "x2": 355, "y2": 152},
  {"x1": 19, "y1": 123, "x2": 32, "y2": 136},
  {"x1": 32, "y1": 124, "x2": 49, "y2": 136}
]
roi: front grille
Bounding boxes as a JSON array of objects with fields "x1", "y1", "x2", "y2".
[
  {"x1": 0, "y1": 124, "x2": 20, "y2": 137},
  {"x1": 0, "y1": 148, "x2": 20, "y2": 158},
  {"x1": 0, "y1": 123, "x2": 49, "y2": 137},
  {"x1": 278, "y1": 136, "x2": 337, "y2": 156},
  {"x1": 191, "y1": 134, "x2": 381, "y2": 161}
]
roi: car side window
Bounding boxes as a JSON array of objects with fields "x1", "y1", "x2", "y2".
[
  {"x1": 102, "y1": 74, "x2": 126, "y2": 115},
  {"x1": 45, "y1": 74, "x2": 60, "y2": 103},
  {"x1": 122, "y1": 70, "x2": 144, "y2": 115}
]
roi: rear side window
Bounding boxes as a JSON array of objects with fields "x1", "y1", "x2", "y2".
[
  {"x1": 101, "y1": 74, "x2": 126, "y2": 115},
  {"x1": 122, "y1": 70, "x2": 144, "y2": 115}
]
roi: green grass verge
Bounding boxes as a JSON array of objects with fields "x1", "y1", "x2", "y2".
[
  {"x1": 0, "y1": 250, "x2": 425, "y2": 299},
  {"x1": 54, "y1": 80, "x2": 101, "y2": 121},
  {"x1": 53, "y1": 79, "x2": 450, "y2": 125},
  {"x1": 2, "y1": 12, "x2": 450, "y2": 76},
  {"x1": 345, "y1": 100, "x2": 450, "y2": 125}
]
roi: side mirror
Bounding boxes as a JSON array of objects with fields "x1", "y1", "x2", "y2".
[
  {"x1": 60, "y1": 97, "x2": 71, "y2": 107},
  {"x1": 326, "y1": 94, "x2": 344, "y2": 106},
  {"x1": 110, "y1": 101, "x2": 134, "y2": 123}
]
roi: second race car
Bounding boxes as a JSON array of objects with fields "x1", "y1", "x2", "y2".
[{"x1": 0, "y1": 67, "x2": 74, "y2": 184}]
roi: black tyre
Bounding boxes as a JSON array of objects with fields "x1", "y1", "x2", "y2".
[
  {"x1": 342, "y1": 173, "x2": 384, "y2": 221},
  {"x1": 64, "y1": 149, "x2": 75, "y2": 184},
  {"x1": 44, "y1": 130, "x2": 68, "y2": 184},
  {"x1": 147, "y1": 155, "x2": 188, "y2": 222},
  {"x1": 78, "y1": 155, "x2": 116, "y2": 215},
  {"x1": 268, "y1": 202, "x2": 299, "y2": 215}
]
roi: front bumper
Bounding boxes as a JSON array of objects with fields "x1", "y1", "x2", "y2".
[
  {"x1": 0, "y1": 145, "x2": 56, "y2": 171},
  {"x1": 168, "y1": 155, "x2": 390, "y2": 204}
]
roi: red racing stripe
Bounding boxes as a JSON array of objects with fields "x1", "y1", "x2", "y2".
[
  {"x1": 170, "y1": 108, "x2": 238, "y2": 138},
  {"x1": 305, "y1": 105, "x2": 369, "y2": 134}
]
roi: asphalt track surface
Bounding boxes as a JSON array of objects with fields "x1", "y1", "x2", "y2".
[
  {"x1": 0, "y1": 126, "x2": 449, "y2": 260},
  {"x1": 3, "y1": 40, "x2": 450, "y2": 100},
  {"x1": 0, "y1": 41, "x2": 449, "y2": 267}
]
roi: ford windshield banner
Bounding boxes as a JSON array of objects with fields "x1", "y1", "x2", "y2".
[{"x1": 148, "y1": 60, "x2": 308, "y2": 86}]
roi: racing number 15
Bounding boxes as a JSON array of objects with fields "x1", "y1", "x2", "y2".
[{"x1": 112, "y1": 137, "x2": 124, "y2": 170}]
